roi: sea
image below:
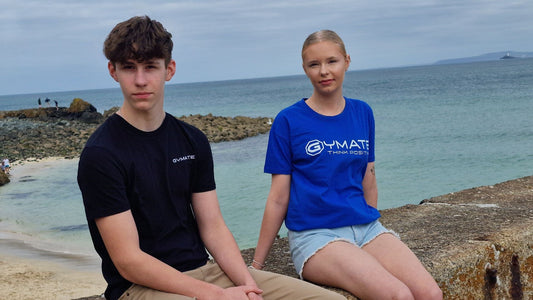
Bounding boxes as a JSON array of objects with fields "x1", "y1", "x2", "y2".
[{"x1": 1, "y1": 58, "x2": 532, "y2": 269}]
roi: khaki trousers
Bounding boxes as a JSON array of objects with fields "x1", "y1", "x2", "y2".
[{"x1": 119, "y1": 260, "x2": 345, "y2": 299}]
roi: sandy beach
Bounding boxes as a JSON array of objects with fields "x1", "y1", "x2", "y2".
[
  {"x1": 0, "y1": 253, "x2": 105, "y2": 299},
  {"x1": 0, "y1": 158, "x2": 106, "y2": 300}
]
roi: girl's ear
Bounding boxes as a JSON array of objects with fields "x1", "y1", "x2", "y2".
[
  {"x1": 345, "y1": 54, "x2": 351, "y2": 71},
  {"x1": 302, "y1": 63, "x2": 310, "y2": 77}
]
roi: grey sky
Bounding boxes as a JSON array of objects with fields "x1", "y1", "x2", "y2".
[{"x1": 1, "y1": 0, "x2": 532, "y2": 95}]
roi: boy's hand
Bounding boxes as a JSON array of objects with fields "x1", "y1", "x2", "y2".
[
  {"x1": 247, "y1": 291, "x2": 263, "y2": 300},
  {"x1": 209, "y1": 286, "x2": 262, "y2": 300}
]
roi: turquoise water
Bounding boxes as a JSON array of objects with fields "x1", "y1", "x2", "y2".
[{"x1": 1, "y1": 58, "x2": 532, "y2": 264}]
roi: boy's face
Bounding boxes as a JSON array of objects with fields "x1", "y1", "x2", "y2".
[{"x1": 108, "y1": 58, "x2": 176, "y2": 114}]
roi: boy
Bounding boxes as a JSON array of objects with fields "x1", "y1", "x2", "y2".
[{"x1": 77, "y1": 16, "x2": 345, "y2": 300}]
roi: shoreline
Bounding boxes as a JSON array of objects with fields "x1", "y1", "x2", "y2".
[
  {"x1": 0, "y1": 157, "x2": 105, "y2": 299},
  {"x1": 0, "y1": 157, "x2": 100, "y2": 270}
]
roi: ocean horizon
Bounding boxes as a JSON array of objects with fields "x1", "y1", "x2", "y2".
[{"x1": 1, "y1": 58, "x2": 533, "y2": 269}]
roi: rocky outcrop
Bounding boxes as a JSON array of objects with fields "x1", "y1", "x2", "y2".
[
  {"x1": 0, "y1": 99, "x2": 272, "y2": 177},
  {"x1": 0, "y1": 117, "x2": 96, "y2": 164},
  {"x1": 179, "y1": 114, "x2": 271, "y2": 142},
  {"x1": 0, "y1": 98, "x2": 102, "y2": 124},
  {"x1": 101, "y1": 107, "x2": 272, "y2": 142}
]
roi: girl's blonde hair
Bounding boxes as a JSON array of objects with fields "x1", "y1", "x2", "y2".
[{"x1": 302, "y1": 30, "x2": 347, "y2": 60}]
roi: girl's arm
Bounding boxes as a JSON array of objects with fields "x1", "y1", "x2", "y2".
[
  {"x1": 252, "y1": 174, "x2": 291, "y2": 269},
  {"x1": 362, "y1": 162, "x2": 378, "y2": 208}
]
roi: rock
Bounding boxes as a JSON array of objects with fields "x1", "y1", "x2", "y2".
[
  {"x1": 103, "y1": 107, "x2": 119, "y2": 118},
  {"x1": 66, "y1": 98, "x2": 103, "y2": 124},
  {"x1": 0, "y1": 170, "x2": 9, "y2": 186},
  {"x1": 402, "y1": 177, "x2": 533, "y2": 299},
  {"x1": 67, "y1": 98, "x2": 96, "y2": 113}
]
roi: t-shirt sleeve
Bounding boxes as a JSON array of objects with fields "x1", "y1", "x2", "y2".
[
  {"x1": 77, "y1": 146, "x2": 131, "y2": 220},
  {"x1": 367, "y1": 104, "x2": 376, "y2": 163},
  {"x1": 264, "y1": 113, "x2": 292, "y2": 175},
  {"x1": 190, "y1": 129, "x2": 217, "y2": 193}
]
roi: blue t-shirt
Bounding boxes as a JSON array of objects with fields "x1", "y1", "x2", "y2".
[
  {"x1": 78, "y1": 113, "x2": 214, "y2": 300},
  {"x1": 264, "y1": 98, "x2": 381, "y2": 231}
]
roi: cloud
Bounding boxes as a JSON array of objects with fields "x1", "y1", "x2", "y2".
[{"x1": 1, "y1": 0, "x2": 533, "y2": 95}]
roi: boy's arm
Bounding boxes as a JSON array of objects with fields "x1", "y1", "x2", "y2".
[
  {"x1": 95, "y1": 210, "x2": 261, "y2": 299},
  {"x1": 191, "y1": 190, "x2": 262, "y2": 296}
]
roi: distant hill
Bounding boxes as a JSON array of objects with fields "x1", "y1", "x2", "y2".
[{"x1": 434, "y1": 51, "x2": 533, "y2": 65}]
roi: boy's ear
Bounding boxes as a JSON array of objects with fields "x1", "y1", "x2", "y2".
[
  {"x1": 108, "y1": 62, "x2": 119, "y2": 82},
  {"x1": 166, "y1": 59, "x2": 176, "y2": 81}
]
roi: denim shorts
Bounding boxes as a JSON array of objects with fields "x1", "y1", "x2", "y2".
[{"x1": 287, "y1": 220, "x2": 398, "y2": 278}]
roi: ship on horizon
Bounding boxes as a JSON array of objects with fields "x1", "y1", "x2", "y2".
[{"x1": 500, "y1": 52, "x2": 516, "y2": 59}]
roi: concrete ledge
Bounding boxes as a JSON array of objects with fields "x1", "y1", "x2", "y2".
[{"x1": 242, "y1": 175, "x2": 533, "y2": 299}]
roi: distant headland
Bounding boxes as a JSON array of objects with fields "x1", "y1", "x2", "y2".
[{"x1": 434, "y1": 51, "x2": 533, "y2": 65}]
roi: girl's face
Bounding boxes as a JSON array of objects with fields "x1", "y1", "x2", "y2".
[{"x1": 302, "y1": 41, "x2": 350, "y2": 96}]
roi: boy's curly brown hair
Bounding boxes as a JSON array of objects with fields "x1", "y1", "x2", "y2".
[{"x1": 103, "y1": 15, "x2": 173, "y2": 66}]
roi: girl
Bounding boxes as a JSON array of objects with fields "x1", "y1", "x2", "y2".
[{"x1": 252, "y1": 30, "x2": 442, "y2": 300}]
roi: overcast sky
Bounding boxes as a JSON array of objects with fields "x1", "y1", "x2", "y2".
[{"x1": 1, "y1": 0, "x2": 532, "y2": 96}]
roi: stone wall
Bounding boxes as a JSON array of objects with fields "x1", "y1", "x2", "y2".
[{"x1": 242, "y1": 176, "x2": 533, "y2": 299}]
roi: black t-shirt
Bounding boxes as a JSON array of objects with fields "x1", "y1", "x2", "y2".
[{"x1": 77, "y1": 113, "x2": 214, "y2": 300}]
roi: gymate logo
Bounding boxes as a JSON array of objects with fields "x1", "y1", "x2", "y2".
[
  {"x1": 305, "y1": 139, "x2": 370, "y2": 157},
  {"x1": 172, "y1": 154, "x2": 195, "y2": 164},
  {"x1": 306, "y1": 139, "x2": 324, "y2": 156}
]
